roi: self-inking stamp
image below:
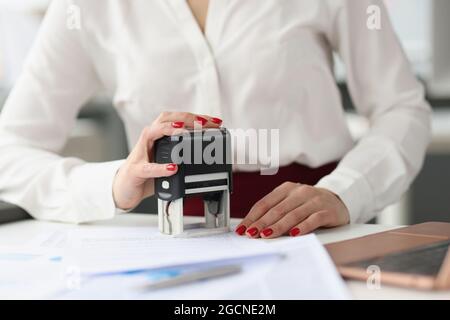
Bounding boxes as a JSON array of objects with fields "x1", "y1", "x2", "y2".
[{"x1": 154, "y1": 128, "x2": 233, "y2": 237}]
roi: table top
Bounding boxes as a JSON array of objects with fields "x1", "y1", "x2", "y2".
[{"x1": 1, "y1": 213, "x2": 450, "y2": 300}]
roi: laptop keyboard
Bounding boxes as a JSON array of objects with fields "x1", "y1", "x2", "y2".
[{"x1": 346, "y1": 240, "x2": 450, "y2": 276}]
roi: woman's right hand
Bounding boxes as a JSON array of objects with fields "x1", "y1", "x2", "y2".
[{"x1": 112, "y1": 111, "x2": 223, "y2": 211}]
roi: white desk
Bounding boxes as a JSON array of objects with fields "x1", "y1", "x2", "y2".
[{"x1": 1, "y1": 213, "x2": 450, "y2": 300}]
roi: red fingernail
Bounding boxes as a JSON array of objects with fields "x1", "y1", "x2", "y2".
[
  {"x1": 290, "y1": 227, "x2": 301, "y2": 237},
  {"x1": 172, "y1": 121, "x2": 184, "y2": 128},
  {"x1": 195, "y1": 116, "x2": 208, "y2": 126},
  {"x1": 211, "y1": 117, "x2": 223, "y2": 125},
  {"x1": 166, "y1": 163, "x2": 177, "y2": 171},
  {"x1": 247, "y1": 227, "x2": 259, "y2": 237},
  {"x1": 261, "y1": 228, "x2": 273, "y2": 237},
  {"x1": 235, "y1": 225, "x2": 246, "y2": 236}
]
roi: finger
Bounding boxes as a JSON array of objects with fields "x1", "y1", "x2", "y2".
[
  {"x1": 134, "y1": 162, "x2": 179, "y2": 179},
  {"x1": 198, "y1": 114, "x2": 223, "y2": 126},
  {"x1": 156, "y1": 112, "x2": 222, "y2": 128},
  {"x1": 238, "y1": 182, "x2": 295, "y2": 237},
  {"x1": 260, "y1": 200, "x2": 319, "y2": 239},
  {"x1": 130, "y1": 123, "x2": 186, "y2": 161},
  {"x1": 289, "y1": 210, "x2": 331, "y2": 237},
  {"x1": 145, "y1": 122, "x2": 187, "y2": 147},
  {"x1": 241, "y1": 183, "x2": 316, "y2": 238},
  {"x1": 138, "y1": 122, "x2": 185, "y2": 147},
  {"x1": 246, "y1": 193, "x2": 307, "y2": 238}
]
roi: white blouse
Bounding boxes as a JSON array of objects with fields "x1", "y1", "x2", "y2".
[{"x1": 0, "y1": 0, "x2": 431, "y2": 224}]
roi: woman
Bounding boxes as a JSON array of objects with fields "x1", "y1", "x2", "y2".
[{"x1": 0, "y1": 0, "x2": 431, "y2": 239}]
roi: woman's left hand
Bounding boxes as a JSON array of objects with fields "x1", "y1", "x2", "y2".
[{"x1": 235, "y1": 182, "x2": 350, "y2": 239}]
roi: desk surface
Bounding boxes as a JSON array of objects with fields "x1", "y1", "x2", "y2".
[{"x1": 1, "y1": 213, "x2": 450, "y2": 300}]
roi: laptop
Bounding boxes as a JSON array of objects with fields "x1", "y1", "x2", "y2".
[{"x1": 325, "y1": 222, "x2": 450, "y2": 290}]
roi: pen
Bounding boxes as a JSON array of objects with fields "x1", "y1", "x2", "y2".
[
  {"x1": 93, "y1": 252, "x2": 282, "y2": 277},
  {"x1": 142, "y1": 264, "x2": 242, "y2": 291}
]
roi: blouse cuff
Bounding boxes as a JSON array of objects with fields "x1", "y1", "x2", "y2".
[
  {"x1": 315, "y1": 167, "x2": 375, "y2": 223},
  {"x1": 69, "y1": 159, "x2": 126, "y2": 223}
]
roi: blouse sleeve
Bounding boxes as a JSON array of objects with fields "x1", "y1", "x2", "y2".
[
  {"x1": 316, "y1": 0, "x2": 432, "y2": 222},
  {"x1": 0, "y1": 0, "x2": 124, "y2": 223}
]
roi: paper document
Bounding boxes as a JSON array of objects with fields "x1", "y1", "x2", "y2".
[
  {"x1": 56, "y1": 233, "x2": 349, "y2": 300},
  {"x1": 65, "y1": 227, "x2": 276, "y2": 274},
  {"x1": 0, "y1": 246, "x2": 65, "y2": 299},
  {"x1": 27, "y1": 226, "x2": 350, "y2": 299}
]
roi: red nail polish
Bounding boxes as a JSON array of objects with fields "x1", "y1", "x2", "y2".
[
  {"x1": 290, "y1": 227, "x2": 301, "y2": 237},
  {"x1": 172, "y1": 121, "x2": 184, "y2": 128},
  {"x1": 211, "y1": 117, "x2": 223, "y2": 125},
  {"x1": 235, "y1": 225, "x2": 246, "y2": 236},
  {"x1": 195, "y1": 116, "x2": 208, "y2": 126},
  {"x1": 247, "y1": 227, "x2": 259, "y2": 237},
  {"x1": 166, "y1": 163, "x2": 177, "y2": 171},
  {"x1": 261, "y1": 228, "x2": 273, "y2": 237}
]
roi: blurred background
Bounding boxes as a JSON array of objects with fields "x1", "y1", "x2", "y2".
[{"x1": 0, "y1": 0, "x2": 449, "y2": 224}]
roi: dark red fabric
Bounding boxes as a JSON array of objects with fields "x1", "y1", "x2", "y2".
[{"x1": 183, "y1": 162, "x2": 338, "y2": 218}]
